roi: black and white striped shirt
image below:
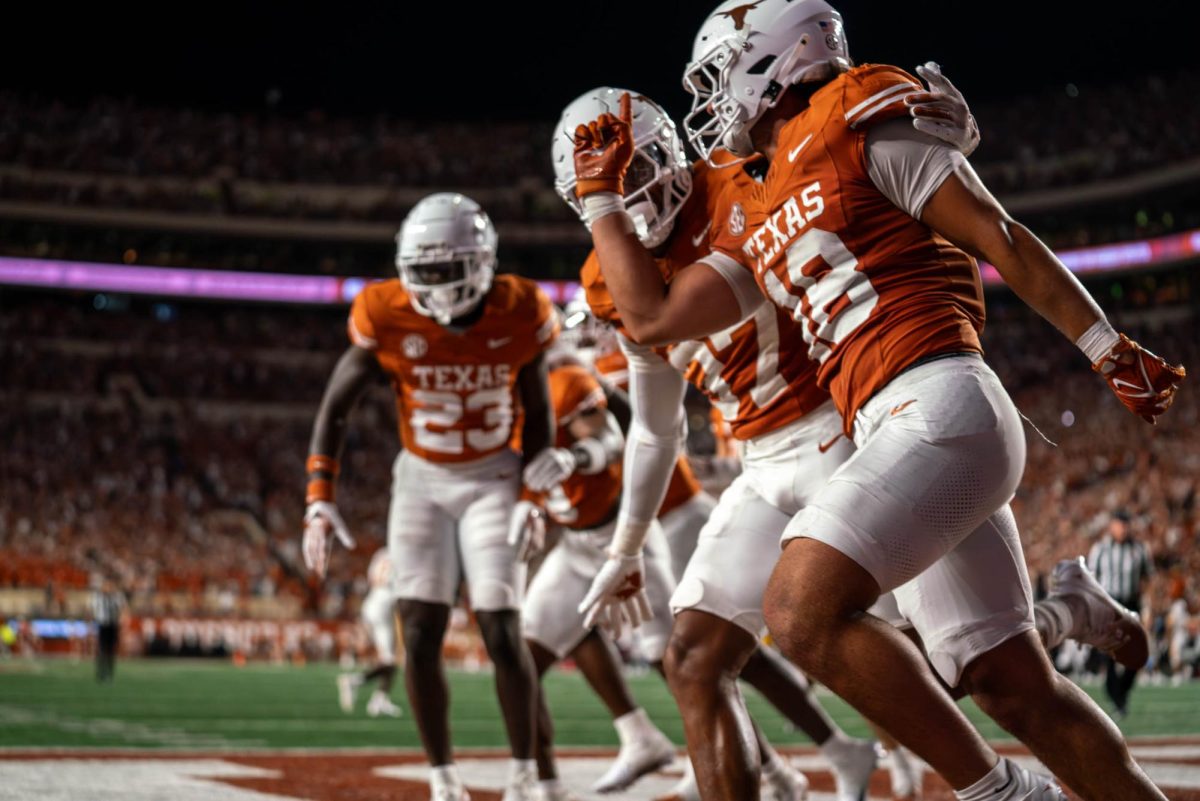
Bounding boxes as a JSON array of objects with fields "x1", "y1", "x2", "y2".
[
  {"x1": 1087, "y1": 537, "x2": 1152, "y2": 607},
  {"x1": 91, "y1": 589, "x2": 126, "y2": 626}
]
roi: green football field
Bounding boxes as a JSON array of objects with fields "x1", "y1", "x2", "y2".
[{"x1": 2, "y1": 658, "x2": 1198, "y2": 751}]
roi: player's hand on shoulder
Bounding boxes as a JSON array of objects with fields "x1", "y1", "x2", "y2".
[
  {"x1": 302, "y1": 501, "x2": 356, "y2": 578},
  {"x1": 507, "y1": 499, "x2": 548, "y2": 562},
  {"x1": 905, "y1": 61, "x2": 980, "y2": 156},
  {"x1": 523, "y1": 447, "x2": 578, "y2": 492},
  {"x1": 578, "y1": 550, "x2": 653, "y2": 638},
  {"x1": 573, "y1": 91, "x2": 635, "y2": 197},
  {"x1": 1093, "y1": 334, "x2": 1186, "y2": 424}
]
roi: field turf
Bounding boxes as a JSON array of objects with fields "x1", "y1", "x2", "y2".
[{"x1": 2, "y1": 658, "x2": 1198, "y2": 751}]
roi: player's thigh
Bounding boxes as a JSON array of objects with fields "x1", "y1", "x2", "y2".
[
  {"x1": 637, "y1": 521, "x2": 678, "y2": 663},
  {"x1": 781, "y1": 357, "x2": 1026, "y2": 594},
  {"x1": 657, "y1": 492, "x2": 717, "y2": 581},
  {"x1": 671, "y1": 474, "x2": 792, "y2": 637},
  {"x1": 521, "y1": 534, "x2": 598, "y2": 659},
  {"x1": 389, "y1": 453, "x2": 460, "y2": 607},
  {"x1": 457, "y1": 453, "x2": 524, "y2": 611},
  {"x1": 894, "y1": 503, "x2": 1035, "y2": 687}
]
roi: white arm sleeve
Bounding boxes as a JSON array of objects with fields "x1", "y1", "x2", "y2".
[
  {"x1": 611, "y1": 334, "x2": 688, "y2": 552},
  {"x1": 865, "y1": 118, "x2": 965, "y2": 219},
  {"x1": 694, "y1": 252, "x2": 763, "y2": 320}
]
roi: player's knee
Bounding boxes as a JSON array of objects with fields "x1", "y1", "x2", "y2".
[
  {"x1": 476, "y1": 612, "x2": 524, "y2": 668},
  {"x1": 664, "y1": 630, "x2": 730, "y2": 695},
  {"x1": 963, "y1": 643, "x2": 1058, "y2": 737},
  {"x1": 763, "y1": 574, "x2": 823, "y2": 665}
]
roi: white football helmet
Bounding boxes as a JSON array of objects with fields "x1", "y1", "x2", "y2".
[
  {"x1": 552, "y1": 87, "x2": 693, "y2": 249},
  {"x1": 556, "y1": 286, "x2": 614, "y2": 368},
  {"x1": 395, "y1": 193, "x2": 497, "y2": 324},
  {"x1": 683, "y1": 0, "x2": 851, "y2": 164}
]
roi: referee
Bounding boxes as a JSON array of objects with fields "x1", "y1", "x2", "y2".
[
  {"x1": 92, "y1": 576, "x2": 127, "y2": 683},
  {"x1": 1087, "y1": 509, "x2": 1153, "y2": 717}
]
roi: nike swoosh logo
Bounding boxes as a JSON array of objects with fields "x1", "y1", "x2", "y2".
[
  {"x1": 1111, "y1": 377, "x2": 1152, "y2": 397},
  {"x1": 817, "y1": 433, "x2": 844, "y2": 454},
  {"x1": 890, "y1": 399, "x2": 917, "y2": 416},
  {"x1": 691, "y1": 221, "x2": 712, "y2": 248},
  {"x1": 787, "y1": 134, "x2": 814, "y2": 163},
  {"x1": 488, "y1": 337, "x2": 512, "y2": 349}
]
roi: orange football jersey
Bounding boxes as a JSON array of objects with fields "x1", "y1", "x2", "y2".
[
  {"x1": 709, "y1": 64, "x2": 985, "y2": 433},
  {"x1": 544, "y1": 364, "x2": 621, "y2": 530},
  {"x1": 583, "y1": 154, "x2": 828, "y2": 442},
  {"x1": 591, "y1": 342, "x2": 704, "y2": 517},
  {"x1": 348, "y1": 275, "x2": 558, "y2": 463}
]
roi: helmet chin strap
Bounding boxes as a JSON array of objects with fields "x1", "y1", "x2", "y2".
[{"x1": 627, "y1": 200, "x2": 671, "y2": 249}]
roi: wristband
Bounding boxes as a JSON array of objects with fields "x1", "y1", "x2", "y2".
[
  {"x1": 581, "y1": 192, "x2": 627, "y2": 227},
  {"x1": 306, "y1": 478, "x2": 335, "y2": 504},
  {"x1": 609, "y1": 518, "x2": 652, "y2": 558},
  {"x1": 1075, "y1": 319, "x2": 1120, "y2": 364},
  {"x1": 571, "y1": 437, "x2": 608, "y2": 475},
  {"x1": 306, "y1": 454, "x2": 340, "y2": 476}
]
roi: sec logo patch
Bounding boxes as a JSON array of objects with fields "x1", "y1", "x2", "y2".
[
  {"x1": 728, "y1": 202, "x2": 745, "y2": 236},
  {"x1": 402, "y1": 334, "x2": 428, "y2": 360}
]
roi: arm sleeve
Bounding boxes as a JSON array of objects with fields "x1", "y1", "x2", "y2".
[
  {"x1": 865, "y1": 118, "x2": 966, "y2": 220},
  {"x1": 616, "y1": 334, "x2": 688, "y2": 531},
  {"x1": 694, "y1": 252, "x2": 763, "y2": 320}
]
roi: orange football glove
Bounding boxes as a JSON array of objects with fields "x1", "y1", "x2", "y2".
[
  {"x1": 573, "y1": 91, "x2": 635, "y2": 198},
  {"x1": 1093, "y1": 334, "x2": 1186, "y2": 424}
]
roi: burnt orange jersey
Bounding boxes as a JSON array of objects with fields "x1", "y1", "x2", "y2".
[
  {"x1": 348, "y1": 275, "x2": 558, "y2": 463},
  {"x1": 709, "y1": 64, "x2": 985, "y2": 433},
  {"x1": 545, "y1": 364, "x2": 621, "y2": 529},
  {"x1": 590, "y1": 347, "x2": 703, "y2": 517},
  {"x1": 583, "y1": 155, "x2": 828, "y2": 442}
]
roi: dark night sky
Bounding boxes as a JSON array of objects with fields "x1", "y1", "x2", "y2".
[{"x1": 4, "y1": 2, "x2": 1198, "y2": 122}]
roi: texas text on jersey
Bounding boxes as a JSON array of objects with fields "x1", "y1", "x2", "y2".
[
  {"x1": 707, "y1": 64, "x2": 985, "y2": 432},
  {"x1": 348, "y1": 274, "x2": 558, "y2": 463},
  {"x1": 584, "y1": 153, "x2": 829, "y2": 442},
  {"x1": 543, "y1": 363, "x2": 622, "y2": 529}
]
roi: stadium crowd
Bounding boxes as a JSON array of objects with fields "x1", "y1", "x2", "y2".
[{"x1": 1, "y1": 265, "x2": 1197, "y2": 677}]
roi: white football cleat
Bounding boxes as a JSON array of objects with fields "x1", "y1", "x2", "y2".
[
  {"x1": 762, "y1": 758, "x2": 809, "y2": 801},
  {"x1": 828, "y1": 739, "x2": 883, "y2": 801},
  {"x1": 653, "y1": 760, "x2": 700, "y2": 801},
  {"x1": 366, "y1": 691, "x2": 403, "y2": 718},
  {"x1": 431, "y1": 773, "x2": 470, "y2": 801},
  {"x1": 1051, "y1": 556, "x2": 1149, "y2": 670},
  {"x1": 501, "y1": 762, "x2": 539, "y2": 801},
  {"x1": 886, "y1": 745, "x2": 923, "y2": 799},
  {"x1": 1004, "y1": 759, "x2": 1067, "y2": 800},
  {"x1": 337, "y1": 673, "x2": 360, "y2": 713},
  {"x1": 592, "y1": 729, "x2": 676, "y2": 793}
]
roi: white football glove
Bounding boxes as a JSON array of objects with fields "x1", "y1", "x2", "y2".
[
  {"x1": 578, "y1": 552, "x2": 653, "y2": 638},
  {"x1": 908, "y1": 61, "x2": 980, "y2": 156},
  {"x1": 506, "y1": 499, "x2": 548, "y2": 562},
  {"x1": 302, "y1": 501, "x2": 356, "y2": 578},
  {"x1": 523, "y1": 447, "x2": 578, "y2": 492}
]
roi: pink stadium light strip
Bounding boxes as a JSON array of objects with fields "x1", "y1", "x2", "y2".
[{"x1": 0, "y1": 228, "x2": 1196, "y2": 305}]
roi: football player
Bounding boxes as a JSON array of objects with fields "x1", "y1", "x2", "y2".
[
  {"x1": 337, "y1": 547, "x2": 404, "y2": 718},
  {"x1": 513, "y1": 334, "x2": 678, "y2": 800},
  {"x1": 570, "y1": 2, "x2": 1184, "y2": 800},
  {"x1": 556, "y1": 88, "x2": 917, "y2": 801},
  {"x1": 302, "y1": 193, "x2": 558, "y2": 801}
]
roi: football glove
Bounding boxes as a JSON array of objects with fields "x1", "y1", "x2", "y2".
[
  {"x1": 1093, "y1": 334, "x2": 1186, "y2": 424},
  {"x1": 578, "y1": 551, "x2": 654, "y2": 638},
  {"x1": 906, "y1": 62, "x2": 981, "y2": 156},
  {"x1": 523, "y1": 447, "x2": 578, "y2": 492},
  {"x1": 506, "y1": 499, "x2": 548, "y2": 563},
  {"x1": 573, "y1": 91, "x2": 635, "y2": 197},
  {"x1": 302, "y1": 501, "x2": 356, "y2": 578}
]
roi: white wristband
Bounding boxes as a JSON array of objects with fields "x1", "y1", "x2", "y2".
[
  {"x1": 571, "y1": 437, "x2": 608, "y2": 475},
  {"x1": 609, "y1": 519, "x2": 652, "y2": 557},
  {"x1": 1075, "y1": 319, "x2": 1120, "y2": 364},
  {"x1": 581, "y1": 192, "x2": 627, "y2": 227}
]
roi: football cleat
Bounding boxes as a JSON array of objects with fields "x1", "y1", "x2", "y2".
[
  {"x1": 336, "y1": 673, "x2": 360, "y2": 713},
  {"x1": 763, "y1": 758, "x2": 810, "y2": 801},
  {"x1": 1051, "y1": 556, "x2": 1149, "y2": 671},
  {"x1": 886, "y1": 745, "x2": 923, "y2": 799},
  {"x1": 1004, "y1": 759, "x2": 1067, "y2": 800},
  {"x1": 828, "y1": 738, "x2": 884, "y2": 801},
  {"x1": 653, "y1": 760, "x2": 700, "y2": 801},
  {"x1": 592, "y1": 729, "x2": 677, "y2": 793},
  {"x1": 365, "y1": 691, "x2": 403, "y2": 718},
  {"x1": 501, "y1": 762, "x2": 539, "y2": 801}
]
